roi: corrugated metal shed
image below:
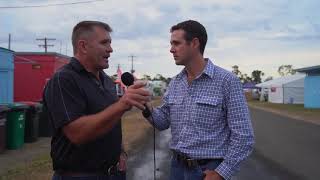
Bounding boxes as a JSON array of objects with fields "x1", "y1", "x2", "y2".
[
  {"x1": 296, "y1": 65, "x2": 320, "y2": 108},
  {"x1": 0, "y1": 47, "x2": 14, "y2": 103}
]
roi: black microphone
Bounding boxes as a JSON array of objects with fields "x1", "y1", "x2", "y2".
[
  {"x1": 121, "y1": 72, "x2": 135, "y2": 86},
  {"x1": 121, "y1": 72, "x2": 151, "y2": 118}
]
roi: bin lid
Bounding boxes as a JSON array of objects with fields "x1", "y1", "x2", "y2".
[
  {"x1": 0, "y1": 103, "x2": 29, "y2": 111},
  {"x1": 18, "y1": 101, "x2": 43, "y2": 111},
  {"x1": 18, "y1": 101, "x2": 38, "y2": 106},
  {"x1": 0, "y1": 105, "x2": 10, "y2": 113}
]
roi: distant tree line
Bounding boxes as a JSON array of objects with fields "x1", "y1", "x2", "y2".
[{"x1": 231, "y1": 64, "x2": 296, "y2": 84}]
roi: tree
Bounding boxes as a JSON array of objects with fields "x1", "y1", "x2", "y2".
[
  {"x1": 232, "y1": 65, "x2": 241, "y2": 77},
  {"x1": 142, "y1": 74, "x2": 152, "y2": 80},
  {"x1": 278, "y1": 65, "x2": 296, "y2": 76},
  {"x1": 232, "y1": 65, "x2": 252, "y2": 83},
  {"x1": 153, "y1": 74, "x2": 166, "y2": 81},
  {"x1": 251, "y1": 70, "x2": 264, "y2": 84},
  {"x1": 240, "y1": 73, "x2": 252, "y2": 83}
]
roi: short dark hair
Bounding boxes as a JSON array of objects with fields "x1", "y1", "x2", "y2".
[
  {"x1": 72, "y1": 21, "x2": 112, "y2": 53},
  {"x1": 170, "y1": 20, "x2": 207, "y2": 55}
]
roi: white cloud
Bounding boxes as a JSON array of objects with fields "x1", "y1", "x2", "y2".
[{"x1": 0, "y1": 0, "x2": 319, "y2": 79}]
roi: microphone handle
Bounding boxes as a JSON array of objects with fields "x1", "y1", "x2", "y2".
[{"x1": 142, "y1": 105, "x2": 151, "y2": 118}]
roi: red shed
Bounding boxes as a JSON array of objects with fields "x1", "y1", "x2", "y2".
[{"x1": 14, "y1": 52, "x2": 70, "y2": 102}]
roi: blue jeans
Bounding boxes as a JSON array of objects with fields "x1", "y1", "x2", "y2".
[
  {"x1": 170, "y1": 157, "x2": 223, "y2": 180},
  {"x1": 52, "y1": 172, "x2": 126, "y2": 180}
]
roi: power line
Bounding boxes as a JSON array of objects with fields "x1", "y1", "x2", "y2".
[{"x1": 0, "y1": 0, "x2": 104, "y2": 9}]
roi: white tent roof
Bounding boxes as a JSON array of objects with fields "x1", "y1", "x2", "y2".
[{"x1": 256, "y1": 74, "x2": 305, "y2": 88}]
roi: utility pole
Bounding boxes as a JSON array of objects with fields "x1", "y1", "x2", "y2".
[
  {"x1": 59, "y1": 41, "x2": 62, "y2": 54},
  {"x1": 36, "y1": 37, "x2": 56, "y2": 53},
  {"x1": 8, "y1": 34, "x2": 11, "y2": 50},
  {"x1": 128, "y1": 55, "x2": 136, "y2": 74}
]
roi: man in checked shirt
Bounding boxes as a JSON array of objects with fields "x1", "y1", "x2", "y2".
[{"x1": 144, "y1": 20, "x2": 255, "y2": 180}]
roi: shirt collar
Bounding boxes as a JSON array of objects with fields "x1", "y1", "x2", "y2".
[
  {"x1": 69, "y1": 57, "x2": 108, "y2": 79},
  {"x1": 176, "y1": 58, "x2": 215, "y2": 80},
  {"x1": 70, "y1": 57, "x2": 87, "y2": 73}
]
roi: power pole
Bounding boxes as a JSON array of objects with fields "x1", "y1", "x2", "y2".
[
  {"x1": 36, "y1": 37, "x2": 56, "y2": 53},
  {"x1": 128, "y1": 55, "x2": 136, "y2": 74},
  {"x1": 59, "y1": 41, "x2": 62, "y2": 54},
  {"x1": 8, "y1": 34, "x2": 11, "y2": 50}
]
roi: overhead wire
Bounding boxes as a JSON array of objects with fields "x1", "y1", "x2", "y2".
[{"x1": 0, "y1": 0, "x2": 104, "y2": 9}]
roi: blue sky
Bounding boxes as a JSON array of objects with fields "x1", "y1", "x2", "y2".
[{"x1": 0, "y1": 0, "x2": 319, "y2": 79}]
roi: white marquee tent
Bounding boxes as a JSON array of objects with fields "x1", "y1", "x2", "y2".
[{"x1": 256, "y1": 74, "x2": 305, "y2": 104}]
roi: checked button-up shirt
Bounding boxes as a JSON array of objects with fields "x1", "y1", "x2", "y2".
[{"x1": 150, "y1": 58, "x2": 254, "y2": 180}]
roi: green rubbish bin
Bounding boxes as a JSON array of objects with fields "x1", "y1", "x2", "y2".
[
  {"x1": 5, "y1": 103, "x2": 28, "y2": 150},
  {"x1": 0, "y1": 105, "x2": 9, "y2": 153},
  {"x1": 19, "y1": 102, "x2": 42, "y2": 143}
]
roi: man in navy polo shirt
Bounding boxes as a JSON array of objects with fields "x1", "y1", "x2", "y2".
[{"x1": 44, "y1": 21, "x2": 151, "y2": 180}]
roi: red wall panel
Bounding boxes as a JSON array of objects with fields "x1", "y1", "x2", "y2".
[{"x1": 14, "y1": 53, "x2": 69, "y2": 102}]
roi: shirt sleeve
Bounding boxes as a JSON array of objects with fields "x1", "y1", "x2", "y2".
[
  {"x1": 147, "y1": 82, "x2": 172, "y2": 130},
  {"x1": 215, "y1": 74, "x2": 255, "y2": 180},
  {"x1": 44, "y1": 71, "x2": 86, "y2": 130}
]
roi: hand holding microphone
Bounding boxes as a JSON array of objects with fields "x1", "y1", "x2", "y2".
[
  {"x1": 121, "y1": 72, "x2": 152, "y2": 117},
  {"x1": 119, "y1": 72, "x2": 151, "y2": 111}
]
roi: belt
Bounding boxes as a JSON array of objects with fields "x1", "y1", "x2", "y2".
[
  {"x1": 56, "y1": 163, "x2": 123, "y2": 176},
  {"x1": 172, "y1": 150, "x2": 223, "y2": 169}
]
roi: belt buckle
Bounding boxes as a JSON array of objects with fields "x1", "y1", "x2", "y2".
[{"x1": 185, "y1": 158, "x2": 197, "y2": 169}]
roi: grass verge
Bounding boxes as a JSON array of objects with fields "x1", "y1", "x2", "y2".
[{"x1": 248, "y1": 100, "x2": 320, "y2": 124}]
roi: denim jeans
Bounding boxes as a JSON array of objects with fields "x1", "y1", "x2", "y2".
[
  {"x1": 170, "y1": 156, "x2": 223, "y2": 180},
  {"x1": 52, "y1": 172, "x2": 126, "y2": 180}
]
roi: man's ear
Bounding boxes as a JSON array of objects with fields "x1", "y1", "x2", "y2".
[
  {"x1": 78, "y1": 40, "x2": 88, "y2": 54},
  {"x1": 191, "y1": 38, "x2": 200, "y2": 50}
]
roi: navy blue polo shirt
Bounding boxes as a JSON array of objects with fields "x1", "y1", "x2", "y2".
[{"x1": 43, "y1": 57, "x2": 122, "y2": 173}]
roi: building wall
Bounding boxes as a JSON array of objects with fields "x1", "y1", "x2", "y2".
[
  {"x1": 269, "y1": 87, "x2": 283, "y2": 103},
  {"x1": 14, "y1": 54, "x2": 69, "y2": 102},
  {"x1": 304, "y1": 76, "x2": 320, "y2": 108},
  {"x1": 283, "y1": 78, "x2": 304, "y2": 104},
  {"x1": 283, "y1": 87, "x2": 304, "y2": 104},
  {"x1": 0, "y1": 48, "x2": 14, "y2": 103}
]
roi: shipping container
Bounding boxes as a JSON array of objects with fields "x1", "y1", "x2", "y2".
[
  {"x1": 0, "y1": 47, "x2": 14, "y2": 104},
  {"x1": 14, "y1": 52, "x2": 70, "y2": 102}
]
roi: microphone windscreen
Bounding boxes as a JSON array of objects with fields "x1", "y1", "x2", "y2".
[{"x1": 121, "y1": 72, "x2": 134, "y2": 86}]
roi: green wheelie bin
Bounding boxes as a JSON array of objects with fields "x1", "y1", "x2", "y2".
[
  {"x1": 19, "y1": 102, "x2": 43, "y2": 143},
  {"x1": 5, "y1": 103, "x2": 28, "y2": 150},
  {"x1": 0, "y1": 105, "x2": 9, "y2": 153}
]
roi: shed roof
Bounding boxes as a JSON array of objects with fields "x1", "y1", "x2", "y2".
[
  {"x1": 256, "y1": 74, "x2": 305, "y2": 88},
  {"x1": 295, "y1": 65, "x2": 320, "y2": 74}
]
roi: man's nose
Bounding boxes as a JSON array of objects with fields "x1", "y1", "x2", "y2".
[
  {"x1": 170, "y1": 46, "x2": 175, "y2": 53},
  {"x1": 107, "y1": 46, "x2": 113, "y2": 53}
]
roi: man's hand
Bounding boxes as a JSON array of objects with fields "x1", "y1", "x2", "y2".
[
  {"x1": 119, "y1": 81, "x2": 151, "y2": 110},
  {"x1": 203, "y1": 170, "x2": 223, "y2": 180}
]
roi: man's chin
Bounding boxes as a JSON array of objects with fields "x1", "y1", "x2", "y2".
[
  {"x1": 103, "y1": 64, "x2": 109, "y2": 69},
  {"x1": 101, "y1": 61, "x2": 109, "y2": 69},
  {"x1": 174, "y1": 60, "x2": 182, "y2": 65}
]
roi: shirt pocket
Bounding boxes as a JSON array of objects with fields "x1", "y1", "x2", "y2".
[
  {"x1": 193, "y1": 97, "x2": 225, "y2": 130},
  {"x1": 167, "y1": 96, "x2": 185, "y2": 128}
]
